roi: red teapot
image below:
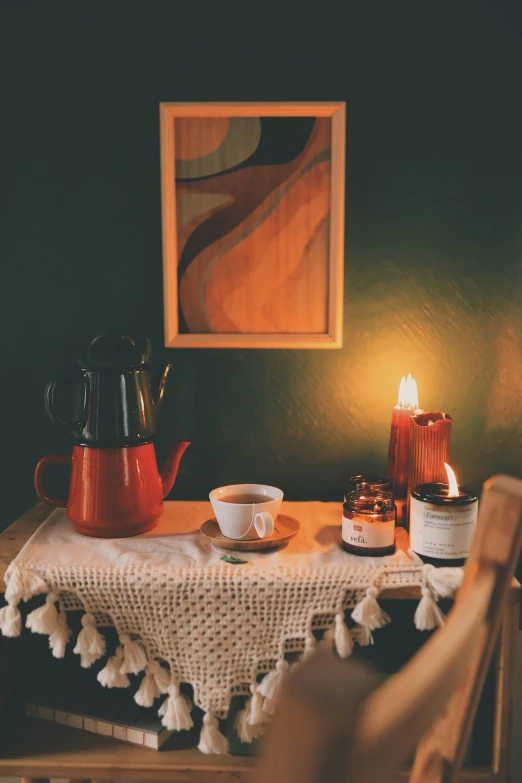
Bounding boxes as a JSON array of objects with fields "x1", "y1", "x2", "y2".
[{"x1": 34, "y1": 334, "x2": 190, "y2": 538}]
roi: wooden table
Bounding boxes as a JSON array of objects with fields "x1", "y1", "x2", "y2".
[{"x1": 0, "y1": 503, "x2": 519, "y2": 783}]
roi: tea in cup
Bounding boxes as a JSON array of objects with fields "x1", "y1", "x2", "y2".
[{"x1": 209, "y1": 484, "x2": 283, "y2": 540}]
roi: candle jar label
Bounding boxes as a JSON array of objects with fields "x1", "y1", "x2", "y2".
[
  {"x1": 410, "y1": 497, "x2": 477, "y2": 559},
  {"x1": 342, "y1": 514, "x2": 395, "y2": 549}
]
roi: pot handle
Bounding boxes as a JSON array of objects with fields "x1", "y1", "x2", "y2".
[
  {"x1": 45, "y1": 378, "x2": 87, "y2": 430},
  {"x1": 34, "y1": 455, "x2": 71, "y2": 508}
]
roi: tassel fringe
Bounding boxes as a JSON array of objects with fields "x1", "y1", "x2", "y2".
[
  {"x1": 414, "y1": 586, "x2": 445, "y2": 631},
  {"x1": 4, "y1": 565, "x2": 25, "y2": 605},
  {"x1": 119, "y1": 633, "x2": 148, "y2": 675},
  {"x1": 26, "y1": 592, "x2": 59, "y2": 635},
  {"x1": 333, "y1": 612, "x2": 354, "y2": 658},
  {"x1": 235, "y1": 682, "x2": 270, "y2": 741},
  {"x1": 49, "y1": 609, "x2": 72, "y2": 658},
  {"x1": 135, "y1": 668, "x2": 160, "y2": 707},
  {"x1": 198, "y1": 711, "x2": 228, "y2": 755},
  {"x1": 136, "y1": 661, "x2": 171, "y2": 707},
  {"x1": 246, "y1": 683, "x2": 266, "y2": 726},
  {"x1": 235, "y1": 707, "x2": 266, "y2": 743},
  {"x1": 1, "y1": 566, "x2": 53, "y2": 641},
  {"x1": 0, "y1": 603, "x2": 22, "y2": 637},
  {"x1": 353, "y1": 624, "x2": 374, "y2": 646},
  {"x1": 351, "y1": 586, "x2": 390, "y2": 630},
  {"x1": 158, "y1": 678, "x2": 193, "y2": 732},
  {"x1": 97, "y1": 646, "x2": 130, "y2": 688},
  {"x1": 5, "y1": 565, "x2": 48, "y2": 605},
  {"x1": 237, "y1": 691, "x2": 267, "y2": 743},
  {"x1": 150, "y1": 660, "x2": 171, "y2": 693},
  {"x1": 426, "y1": 565, "x2": 464, "y2": 598},
  {"x1": 73, "y1": 612, "x2": 106, "y2": 668},
  {"x1": 319, "y1": 615, "x2": 354, "y2": 658},
  {"x1": 258, "y1": 660, "x2": 289, "y2": 715}
]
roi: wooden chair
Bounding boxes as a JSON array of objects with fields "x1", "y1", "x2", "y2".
[{"x1": 256, "y1": 474, "x2": 522, "y2": 783}]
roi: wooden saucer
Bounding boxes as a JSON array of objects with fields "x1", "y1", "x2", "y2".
[{"x1": 200, "y1": 514, "x2": 300, "y2": 551}]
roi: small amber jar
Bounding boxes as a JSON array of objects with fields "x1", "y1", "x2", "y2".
[{"x1": 342, "y1": 490, "x2": 396, "y2": 556}]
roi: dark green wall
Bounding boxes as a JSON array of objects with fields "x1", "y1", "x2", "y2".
[{"x1": 1, "y1": 2, "x2": 521, "y2": 530}]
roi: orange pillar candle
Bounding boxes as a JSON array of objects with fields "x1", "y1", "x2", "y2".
[
  {"x1": 386, "y1": 374, "x2": 420, "y2": 526},
  {"x1": 407, "y1": 410, "x2": 452, "y2": 526}
]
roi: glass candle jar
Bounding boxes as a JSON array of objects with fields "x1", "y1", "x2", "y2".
[
  {"x1": 410, "y1": 482, "x2": 478, "y2": 566},
  {"x1": 342, "y1": 489, "x2": 396, "y2": 556}
]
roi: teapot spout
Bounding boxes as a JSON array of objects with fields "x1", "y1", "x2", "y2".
[
  {"x1": 153, "y1": 364, "x2": 172, "y2": 413},
  {"x1": 161, "y1": 440, "x2": 190, "y2": 498}
]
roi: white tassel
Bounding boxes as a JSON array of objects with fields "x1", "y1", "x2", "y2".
[
  {"x1": 158, "y1": 681, "x2": 193, "y2": 731},
  {"x1": 151, "y1": 660, "x2": 171, "y2": 692},
  {"x1": 97, "y1": 646, "x2": 130, "y2": 688},
  {"x1": 353, "y1": 624, "x2": 374, "y2": 646},
  {"x1": 0, "y1": 603, "x2": 22, "y2": 637},
  {"x1": 333, "y1": 612, "x2": 354, "y2": 658},
  {"x1": 49, "y1": 609, "x2": 72, "y2": 658},
  {"x1": 198, "y1": 711, "x2": 228, "y2": 755},
  {"x1": 26, "y1": 592, "x2": 59, "y2": 635},
  {"x1": 4, "y1": 565, "x2": 25, "y2": 605},
  {"x1": 73, "y1": 612, "x2": 106, "y2": 668},
  {"x1": 351, "y1": 586, "x2": 390, "y2": 630},
  {"x1": 135, "y1": 668, "x2": 160, "y2": 707},
  {"x1": 119, "y1": 633, "x2": 148, "y2": 675},
  {"x1": 235, "y1": 687, "x2": 268, "y2": 744},
  {"x1": 258, "y1": 660, "x2": 289, "y2": 715},
  {"x1": 426, "y1": 566, "x2": 464, "y2": 598},
  {"x1": 135, "y1": 661, "x2": 170, "y2": 707},
  {"x1": 414, "y1": 586, "x2": 446, "y2": 631},
  {"x1": 247, "y1": 683, "x2": 267, "y2": 726},
  {"x1": 236, "y1": 708, "x2": 265, "y2": 743},
  {"x1": 5, "y1": 565, "x2": 48, "y2": 604}
]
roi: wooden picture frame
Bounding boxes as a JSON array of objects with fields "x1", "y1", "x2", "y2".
[{"x1": 160, "y1": 102, "x2": 346, "y2": 348}]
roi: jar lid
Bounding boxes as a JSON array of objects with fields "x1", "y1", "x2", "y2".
[
  {"x1": 347, "y1": 475, "x2": 391, "y2": 491},
  {"x1": 411, "y1": 482, "x2": 477, "y2": 506}
]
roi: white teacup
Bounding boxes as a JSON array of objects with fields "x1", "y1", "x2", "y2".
[{"x1": 209, "y1": 484, "x2": 283, "y2": 540}]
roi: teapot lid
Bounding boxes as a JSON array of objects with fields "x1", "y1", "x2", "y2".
[{"x1": 78, "y1": 333, "x2": 152, "y2": 371}]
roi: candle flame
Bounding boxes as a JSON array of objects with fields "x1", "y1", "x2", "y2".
[
  {"x1": 444, "y1": 462, "x2": 459, "y2": 497},
  {"x1": 397, "y1": 373, "x2": 419, "y2": 410}
]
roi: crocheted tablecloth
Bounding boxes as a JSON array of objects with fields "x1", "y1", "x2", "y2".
[{"x1": 0, "y1": 501, "x2": 463, "y2": 754}]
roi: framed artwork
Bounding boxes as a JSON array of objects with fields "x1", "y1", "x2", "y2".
[{"x1": 160, "y1": 102, "x2": 345, "y2": 348}]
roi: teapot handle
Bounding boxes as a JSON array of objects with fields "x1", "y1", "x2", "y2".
[
  {"x1": 34, "y1": 454, "x2": 71, "y2": 507},
  {"x1": 45, "y1": 378, "x2": 88, "y2": 431}
]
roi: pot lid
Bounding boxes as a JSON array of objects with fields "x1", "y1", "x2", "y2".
[{"x1": 78, "y1": 333, "x2": 152, "y2": 371}]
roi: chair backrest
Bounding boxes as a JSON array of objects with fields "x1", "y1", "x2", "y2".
[{"x1": 256, "y1": 474, "x2": 522, "y2": 783}]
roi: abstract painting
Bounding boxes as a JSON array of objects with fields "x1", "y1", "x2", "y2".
[{"x1": 160, "y1": 103, "x2": 345, "y2": 348}]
